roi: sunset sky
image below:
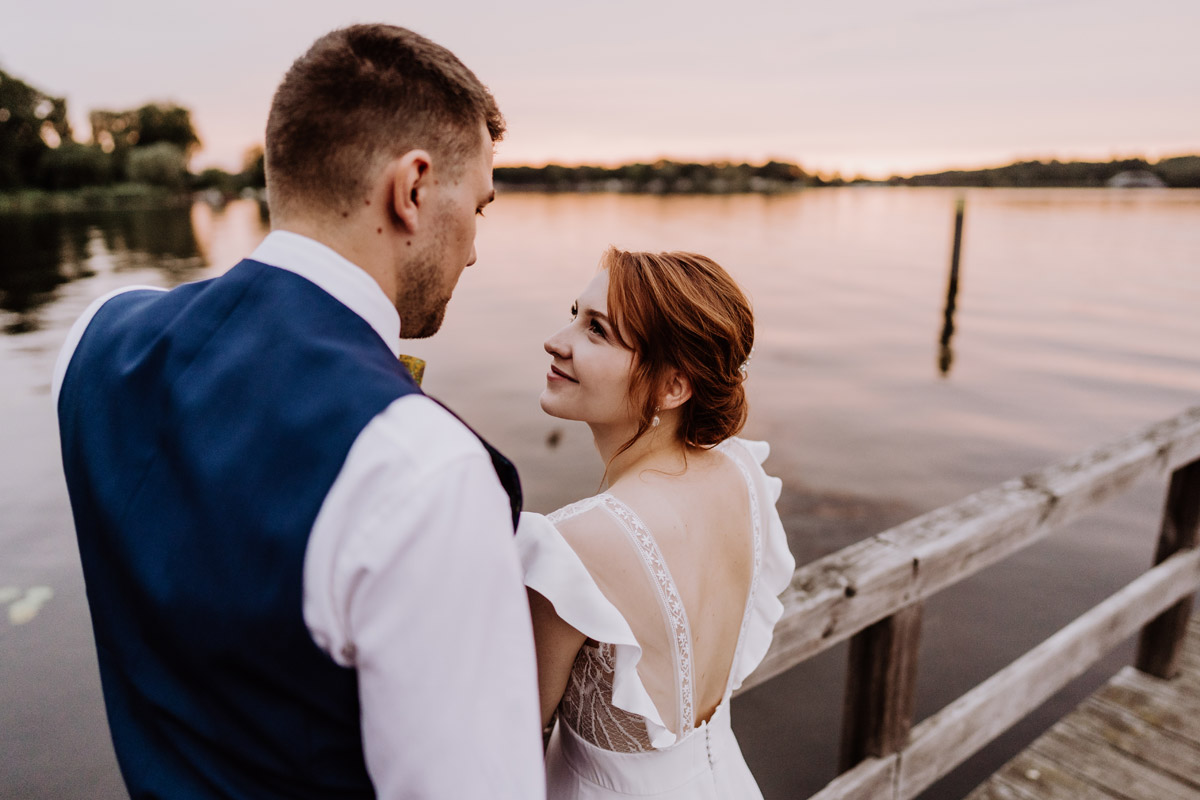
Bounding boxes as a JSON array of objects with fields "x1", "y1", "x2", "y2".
[{"x1": 3, "y1": 0, "x2": 1198, "y2": 179}]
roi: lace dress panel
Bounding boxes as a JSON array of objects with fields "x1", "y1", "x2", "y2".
[
  {"x1": 599, "y1": 495, "x2": 695, "y2": 736},
  {"x1": 547, "y1": 474, "x2": 761, "y2": 751},
  {"x1": 558, "y1": 642, "x2": 654, "y2": 753}
]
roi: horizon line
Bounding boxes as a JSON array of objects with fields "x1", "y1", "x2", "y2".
[{"x1": 488, "y1": 151, "x2": 1200, "y2": 180}]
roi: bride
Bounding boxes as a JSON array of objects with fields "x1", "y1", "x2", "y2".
[{"x1": 517, "y1": 247, "x2": 795, "y2": 799}]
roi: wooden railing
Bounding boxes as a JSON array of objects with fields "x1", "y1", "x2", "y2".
[{"x1": 732, "y1": 406, "x2": 1200, "y2": 800}]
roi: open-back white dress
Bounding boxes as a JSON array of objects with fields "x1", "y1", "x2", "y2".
[{"x1": 516, "y1": 438, "x2": 795, "y2": 799}]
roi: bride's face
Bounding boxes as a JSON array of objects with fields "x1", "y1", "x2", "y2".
[{"x1": 540, "y1": 270, "x2": 637, "y2": 426}]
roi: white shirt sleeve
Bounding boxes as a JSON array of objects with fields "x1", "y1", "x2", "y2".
[{"x1": 304, "y1": 395, "x2": 546, "y2": 799}]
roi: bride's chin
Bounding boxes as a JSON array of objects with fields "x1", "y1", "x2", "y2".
[
  {"x1": 538, "y1": 393, "x2": 563, "y2": 418},
  {"x1": 539, "y1": 393, "x2": 579, "y2": 421}
]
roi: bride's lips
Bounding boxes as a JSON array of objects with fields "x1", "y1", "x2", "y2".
[{"x1": 548, "y1": 365, "x2": 578, "y2": 383}]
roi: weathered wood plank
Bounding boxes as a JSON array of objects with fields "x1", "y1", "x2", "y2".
[
  {"x1": 806, "y1": 753, "x2": 896, "y2": 800},
  {"x1": 1175, "y1": 647, "x2": 1200, "y2": 685},
  {"x1": 1063, "y1": 697, "x2": 1200, "y2": 787},
  {"x1": 1177, "y1": 621, "x2": 1200, "y2": 681},
  {"x1": 1108, "y1": 664, "x2": 1200, "y2": 713},
  {"x1": 1095, "y1": 669, "x2": 1200, "y2": 748},
  {"x1": 972, "y1": 654, "x2": 1200, "y2": 800},
  {"x1": 1177, "y1": 655, "x2": 1200, "y2": 686},
  {"x1": 963, "y1": 776, "x2": 1041, "y2": 800},
  {"x1": 896, "y1": 548, "x2": 1200, "y2": 799},
  {"x1": 737, "y1": 406, "x2": 1200, "y2": 694},
  {"x1": 1099, "y1": 671, "x2": 1200, "y2": 738},
  {"x1": 1128, "y1": 657, "x2": 1200, "y2": 705},
  {"x1": 839, "y1": 602, "x2": 923, "y2": 769},
  {"x1": 1136, "y1": 459, "x2": 1200, "y2": 678},
  {"x1": 971, "y1": 749, "x2": 1126, "y2": 800},
  {"x1": 1029, "y1": 725, "x2": 1200, "y2": 800},
  {"x1": 1183, "y1": 615, "x2": 1200, "y2": 661}
]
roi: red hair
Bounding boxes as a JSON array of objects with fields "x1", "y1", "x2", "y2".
[{"x1": 603, "y1": 247, "x2": 754, "y2": 458}]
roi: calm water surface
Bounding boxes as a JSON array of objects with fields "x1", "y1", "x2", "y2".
[{"x1": 2, "y1": 189, "x2": 1198, "y2": 799}]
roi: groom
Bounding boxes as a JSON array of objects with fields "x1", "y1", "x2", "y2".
[{"x1": 53, "y1": 25, "x2": 544, "y2": 799}]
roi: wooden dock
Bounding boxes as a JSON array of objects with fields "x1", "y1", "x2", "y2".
[
  {"x1": 968, "y1": 615, "x2": 1200, "y2": 800},
  {"x1": 733, "y1": 406, "x2": 1200, "y2": 800}
]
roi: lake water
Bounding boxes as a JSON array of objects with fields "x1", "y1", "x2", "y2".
[{"x1": 2, "y1": 188, "x2": 1198, "y2": 799}]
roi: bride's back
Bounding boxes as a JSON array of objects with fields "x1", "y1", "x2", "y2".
[{"x1": 555, "y1": 444, "x2": 757, "y2": 735}]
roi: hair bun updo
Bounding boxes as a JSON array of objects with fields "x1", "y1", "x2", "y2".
[{"x1": 602, "y1": 247, "x2": 755, "y2": 452}]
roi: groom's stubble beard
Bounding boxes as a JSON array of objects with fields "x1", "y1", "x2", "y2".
[{"x1": 396, "y1": 248, "x2": 453, "y2": 340}]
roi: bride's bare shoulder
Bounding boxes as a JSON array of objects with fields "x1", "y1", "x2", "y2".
[
  {"x1": 548, "y1": 496, "x2": 625, "y2": 547},
  {"x1": 608, "y1": 448, "x2": 746, "y2": 534}
]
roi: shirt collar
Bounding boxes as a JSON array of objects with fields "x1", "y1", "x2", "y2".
[{"x1": 249, "y1": 230, "x2": 402, "y2": 356}]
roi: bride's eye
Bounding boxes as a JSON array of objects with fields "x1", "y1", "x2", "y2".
[
  {"x1": 589, "y1": 319, "x2": 607, "y2": 338},
  {"x1": 570, "y1": 302, "x2": 578, "y2": 319}
]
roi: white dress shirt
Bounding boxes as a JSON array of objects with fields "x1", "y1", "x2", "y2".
[{"x1": 52, "y1": 231, "x2": 546, "y2": 799}]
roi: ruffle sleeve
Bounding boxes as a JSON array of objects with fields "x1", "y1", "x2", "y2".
[
  {"x1": 723, "y1": 437, "x2": 796, "y2": 693},
  {"x1": 515, "y1": 510, "x2": 679, "y2": 748}
]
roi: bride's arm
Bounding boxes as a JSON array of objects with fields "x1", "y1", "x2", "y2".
[{"x1": 527, "y1": 588, "x2": 586, "y2": 730}]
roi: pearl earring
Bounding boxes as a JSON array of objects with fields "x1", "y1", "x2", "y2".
[{"x1": 651, "y1": 407, "x2": 661, "y2": 428}]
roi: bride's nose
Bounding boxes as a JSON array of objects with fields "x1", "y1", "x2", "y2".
[{"x1": 544, "y1": 327, "x2": 571, "y2": 359}]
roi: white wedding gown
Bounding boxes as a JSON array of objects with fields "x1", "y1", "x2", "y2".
[{"x1": 517, "y1": 438, "x2": 795, "y2": 799}]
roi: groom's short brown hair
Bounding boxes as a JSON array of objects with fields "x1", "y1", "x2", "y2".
[{"x1": 265, "y1": 24, "x2": 504, "y2": 218}]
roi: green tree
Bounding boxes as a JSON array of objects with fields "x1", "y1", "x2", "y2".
[
  {"x1": 125, "y1": 142, "x2": 188, "y2": 189},
  {"x1": 90, "y1": 103, "x2": 200, "y2": 180},
  {"x1": 37, "y1": 142, "x2": 113, "y2": 189},
  {"x1": 135, "y1": 103, "x2": 201, "y2": 154},
  {"x1": 1154, "y1": 156, "x2": 1200, "y2": 188},
  {"x1": 90, "y1": 103, "x2": 200, "y2": 154},
  {"x1": 0, "y1": 68, "x2": 72, "y2": 189}
]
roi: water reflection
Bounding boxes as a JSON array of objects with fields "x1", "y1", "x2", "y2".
[
  {"x1": 0, "y1": 206, "x2": 205, "y2": 334},
  {"x1": 4, "y1": 189, "x2": 1200, "y2": 800},
  {"x1": 98, "y1": 206, "x2": 206, "y2": 278},
  {"x1": 0, "y1": 215, "x2": 89, "y2": 334}
]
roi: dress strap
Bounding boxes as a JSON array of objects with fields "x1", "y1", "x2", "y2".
[
  {"x1": 547, "y1": 495, "x2": 605, "y2": 526},
  {"x1": 598, "y1": 494, "x2": 695, "y2": 735}
]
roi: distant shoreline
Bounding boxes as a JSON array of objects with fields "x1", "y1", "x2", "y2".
[
  {"x1": 4, "y1": 154, "x2": 1198, "y2": 215},
  {"x1": 494, "y1": 155, "x2": 1200, "y2": 193}
]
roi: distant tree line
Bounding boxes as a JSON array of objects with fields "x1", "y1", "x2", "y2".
[
  {"x1": 888, "y1": 157, "x2": 1200, "y2": 188},
  {"x1": 0, "y1": 67, "x2": 264, "y2": 195},
  {"x1": 494, "y1": 160, "x2": 845, "y2": 193},
  {"x1": 497, "y1": 156, "x2": 1200, "y2": 193},
  {"x1": 6, "y1": 65, "x2": 1197, "y2": 199}
]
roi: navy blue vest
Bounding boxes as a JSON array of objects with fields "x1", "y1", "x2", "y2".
[{"x1": 57, "y1": 259, "x2": 521, "y2": 798}]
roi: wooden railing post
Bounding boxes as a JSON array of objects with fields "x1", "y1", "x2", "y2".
[
  {"x1": 839, "y1": 602, "x2": 923, "y2": 771},
  {"x1": 1135, "y1": 458, "x2": 1200, "y2": 678}
]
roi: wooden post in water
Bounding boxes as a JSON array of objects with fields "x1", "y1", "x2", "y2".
[
  {"x1": 839, "y1": 602, "x2": 924, "y2": 770},
  {"x1": 938, "y1": 197, "x2": 966, "y2": 376},
  {"x1": 1134, "y1": 458, "x2": 1200, "y2": 678}
]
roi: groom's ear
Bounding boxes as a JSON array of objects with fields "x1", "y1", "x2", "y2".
[
  {"x1": 387, "y1": 149, "x2": 433, "y2": 234},
  {"x1": 659, "y1": 369, "x2": 692, "y2": 411}
]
